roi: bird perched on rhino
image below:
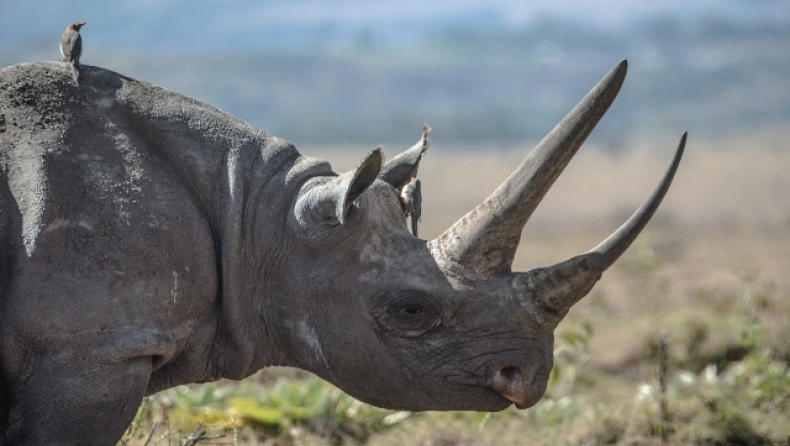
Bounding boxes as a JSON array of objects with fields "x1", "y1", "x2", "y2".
[
  {"x1": 379, "y1": 125, "x2": 431, "y2": 237},
  {"x1": 400, "y1": 177, "x2": 422, "y2": 236},
  {"x1": 60, "y1": 22, "x2": 86, "y2": 83}
]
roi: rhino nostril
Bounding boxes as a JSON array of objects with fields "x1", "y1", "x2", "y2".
[
  {"x1": 489, "y1": 364, "x2": 547, "y2": 409},
  {"x1": 499, "y1": 366, "x2": 523, "y2": 386},
  {"x1": 491, "y1": 365, "x2": 533, "y2": 408}
]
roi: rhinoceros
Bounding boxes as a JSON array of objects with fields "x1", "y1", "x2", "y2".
[{"x1": 0, "y1": 59, "x2": 685, "y2": 445}]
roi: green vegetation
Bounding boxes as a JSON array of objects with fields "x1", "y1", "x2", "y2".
[
  {"x1": 119, "y1": 378, "x2": 410, "y2": 445},
  {"x1": 118, "y1": 227, "x2": 790, "y2": 445},
  {"x1": 119, "y1": 303, "x2": 790, "y2": 444},
  {"x1": 112, "y1": 147, "x2": 790, "y2": 445}
]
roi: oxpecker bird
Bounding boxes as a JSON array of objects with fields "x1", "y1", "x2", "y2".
[
  {"x1": 400, "y1": 177, "x2": 422, "y2": 237},
  {"x1": 378, "y1": 125, "x2": 430, "y2": 237},
  {"x1": 60, "y1": 22, "x2": 86, "y2": 83}
]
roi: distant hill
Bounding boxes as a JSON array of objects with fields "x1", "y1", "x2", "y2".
[{"x1": 2, "y1": 2, "x2": 788, "y2": 147}]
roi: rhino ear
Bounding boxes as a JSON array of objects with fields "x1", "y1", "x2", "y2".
[
  {"x1": 379, "y1": 125, "x2": 430, "y2": 190},
  {"x1": 334, "y1": 148, "x2": 382, "y2": 223},
  {"x1": 294, "y1": 149, "x2": 382, "y2": 231}
]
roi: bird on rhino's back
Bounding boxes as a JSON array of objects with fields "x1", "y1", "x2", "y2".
[{"x1": 60, "y1": 22, "x2": 85, "y2": 83}]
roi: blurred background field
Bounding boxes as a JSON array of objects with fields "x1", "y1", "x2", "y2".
[
  {"x1": 3, "y1": 1, "x2": 790, "y2": 444},
  {"x1": 114, "y1": 138, "x2": 790, "y2": 445},
  {"x1": 3, "y1": 0, "x2": 789, "y2": 146},
  {"x1": 121, "y1": 140, "x2": 790, "y2": 446}
]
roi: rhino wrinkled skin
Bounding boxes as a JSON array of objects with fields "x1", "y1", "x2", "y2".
[{"x1": 0, "y1": 60, "x2": 685, "y2": 445}]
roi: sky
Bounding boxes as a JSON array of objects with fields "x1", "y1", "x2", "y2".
[
  {"x1": 1, "y1": 0, "x2": 787, "y2": 147},
  {"x1": 2, "y1": 0, "x2": 788, "y2": 52}
]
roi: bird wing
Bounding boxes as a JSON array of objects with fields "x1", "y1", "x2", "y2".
[
  {"x1": 71, "y1": 34, "x2": 82, "y2": 63},
  {"x1": 412, "y1": 180, "x2": 422, "y2": 222},
  {"x1": 60, "y1": 31, "x2": 81, "y2": 62},
  {"x1": 410, "y1": 180, "x2": 421, "y2": 237}
]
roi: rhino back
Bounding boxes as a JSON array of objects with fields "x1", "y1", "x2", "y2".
[
  {"x1": 0, "y1": 62, "x2": 307, "y2": 388},
  {"x1": 0, "y1": 62, "x2": 223, "y2": 372}
]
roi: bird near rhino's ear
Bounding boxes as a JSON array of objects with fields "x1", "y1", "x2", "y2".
[
  {"x1": 294, "y1": 148, "x2": 382, "y2": 231},
  {"x1": 379, "y1": 125, "x2": 430, "y2": 190}
]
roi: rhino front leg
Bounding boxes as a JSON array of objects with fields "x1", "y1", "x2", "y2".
[
  {"x1": 0, "y1": 377, "x2": 9, "y2": 445},
  {"x1": 5, "y1": 354, "x2": 151, "y2": 445}
]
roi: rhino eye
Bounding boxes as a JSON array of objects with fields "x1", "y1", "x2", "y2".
[
  {"x1": 401, "y1": 306, "x2": 422, "y2": 315},
  {"x1": 373, "y1": 291, "x2": 441, "y2": 339}
]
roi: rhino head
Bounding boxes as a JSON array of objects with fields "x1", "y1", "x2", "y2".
[{"x1": 269, "y1": 60, "x2": 685, "y2": 411}]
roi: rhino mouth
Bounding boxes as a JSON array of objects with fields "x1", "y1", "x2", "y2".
[
  {"x1": 442, "y1": 366, "x2": 543, "y2": 410},
  {"x1": 486, "y1": 365, "x2": 546, "y2": 409},
  {"x1": 489, "y1": 366, "x2": 531, "y2": 409}
]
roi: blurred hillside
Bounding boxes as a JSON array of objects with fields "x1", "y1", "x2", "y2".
[
  {"x1": 4, "y1": 5, "x2": 790, "y2": 444},
  {"x1": 1, "y1": 1, "x2": 789, "y2": 147}
]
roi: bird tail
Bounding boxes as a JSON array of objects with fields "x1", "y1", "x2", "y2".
[
  {"x1": 411, "y1": 216, "x2": 418, "y2": 238},
  {"x1": 70, "y1": 63, "x2": 80, "y2": 83}
]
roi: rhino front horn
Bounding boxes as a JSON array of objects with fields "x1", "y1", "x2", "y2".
[{"x1": 429, "y1": 60, "x2": 629, "y2": 277}]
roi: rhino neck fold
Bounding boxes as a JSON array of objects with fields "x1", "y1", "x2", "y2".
[
  {"x1": 219, "y1": 150, "x2": 339, "y2": 379},
  {"x1": 213, "y1": 145, "x2": 301, "y2": 379},
  {"x1": 86, "y1": 63, "x2": 335, "y2": 379}
]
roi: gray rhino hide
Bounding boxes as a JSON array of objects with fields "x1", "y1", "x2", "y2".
[{"x1": 0, "y1": 61, "x2": 684, "y2": 445}]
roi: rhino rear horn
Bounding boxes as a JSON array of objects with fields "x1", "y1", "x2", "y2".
[{"x1": 379, "y1": 125, "x2": 431, "y2": 190}]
